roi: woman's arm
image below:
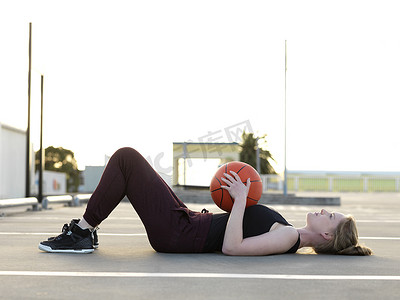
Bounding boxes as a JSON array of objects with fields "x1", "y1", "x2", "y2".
[
  {"x1": 220, "y1": 171, "x2": 250, "y2": 255},
  {"x1": 221, "y1": 171, "x2": 299, "y2": 256}
]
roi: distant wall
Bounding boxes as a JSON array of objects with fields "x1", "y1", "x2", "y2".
[
  {"x1": 0, "y1": 123, "x2": 30, "y2": 199},
  {"x1": 32, "y1": 170, "x2": 67, "y2": 195},
  {"x1": 82, "y1": 166, "x2": 105, "y2": 193}
]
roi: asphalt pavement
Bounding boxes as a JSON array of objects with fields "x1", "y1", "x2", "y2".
[{"x1": 0, "y1": 192, "x2": 399, "y2": 299}]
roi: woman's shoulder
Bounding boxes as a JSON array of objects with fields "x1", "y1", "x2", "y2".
[
  {"x1": 271, "y1": 223, "x2": 298, "y2": 236},
  {"x1": 269, "y1": 225, "x2": 300, "y2": 254}
]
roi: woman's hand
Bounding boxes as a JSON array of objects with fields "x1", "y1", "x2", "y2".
[{"x1": 221, "y1": 171, "x2": 251, "y2": 204}]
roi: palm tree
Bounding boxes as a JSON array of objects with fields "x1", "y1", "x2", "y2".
[{"x1": 239, "y1": 132, "x2": 276, "y2": 174}]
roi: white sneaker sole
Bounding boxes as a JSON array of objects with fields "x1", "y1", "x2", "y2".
[{"x1": 38, "y1": 243, "x2": 94, "y2": 254}]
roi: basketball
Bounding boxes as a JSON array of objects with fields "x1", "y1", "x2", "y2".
[{"x1": 210, "y1": 161, "x2": 263, "y2": 212}]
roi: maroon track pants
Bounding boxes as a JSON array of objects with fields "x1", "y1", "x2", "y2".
[{"x1": 83, "y1": 147, "x2": 213, "y2": 253}]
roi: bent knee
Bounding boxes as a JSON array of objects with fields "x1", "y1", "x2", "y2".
[{"x1": 114, "y1": 147, "x2": 139, "y2": 158}]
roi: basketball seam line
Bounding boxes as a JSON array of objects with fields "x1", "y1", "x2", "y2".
[
  {"x1": 247, "y1": 197, "x2": 259, "y2": 202},
  {"x1": 236, "y1": 165, "x2": 246, "y2": 174}
]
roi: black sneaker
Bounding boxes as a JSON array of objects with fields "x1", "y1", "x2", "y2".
[
  {"x1": 47, "y1": 219, "x2": 99, "y2": 249},
  {"x1": 39, "y1": 220, "x2": 94, "y2": 253}
]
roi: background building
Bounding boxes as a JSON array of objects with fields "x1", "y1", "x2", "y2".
[
  {"x1": 0, "y1": 123, "x2": 34, "y2": 199},
  {"x1": 81, "y1": 165, "x2": 105, "y2": 193},
  {"x1": 32, "y1": 170, "x2": 67, "y2": 195},
  {"x1": 172, "y1": 142, "x2": 240, "y2": 187}
]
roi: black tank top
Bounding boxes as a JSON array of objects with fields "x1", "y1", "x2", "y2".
[{"x1": 203, "y1": 205, "x2": 300, "y2": 254}]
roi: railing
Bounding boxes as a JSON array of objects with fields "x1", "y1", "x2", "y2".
[
  {"x1": 261, "y1": 174, "x2": 400, "y2": 193},
  {"x1": 0, "y1": 197, "x2": 39, "y2": 210},
  {"x1": 0, "y1": 194, "x2": 93, "y2": 212}
]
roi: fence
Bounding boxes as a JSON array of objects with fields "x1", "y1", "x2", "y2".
[{"x1": 261, "y1": 174, "x2": 400, "y2": 193}]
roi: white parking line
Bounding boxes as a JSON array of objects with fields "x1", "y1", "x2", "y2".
[
  {"x1": 359, "y1": 237, "x2": 400, "y2": 240},
  {"x1": 287, "y1": 219, "x2": 400, "y2": 223},
  {"x1": 0, "y1": 232, "x2": 399, "y2": 240},
  {"x1": 0, "y1": 232, "x2": 147, "y2": 236},
  {"x1": 355, "y1": 220, "x2": 400, "y2": 223},
  {"x1": 0, "y1": 271, "x2": 399, "y2": 280},
  {"x1": 2, "y1": 217, "x2": 141, "y2": 221}
]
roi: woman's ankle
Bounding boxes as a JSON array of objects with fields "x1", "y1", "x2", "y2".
[{"x1": 77, "y1": 217, "x2": 95, "y2": 230}]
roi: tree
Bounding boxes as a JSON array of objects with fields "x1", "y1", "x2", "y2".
[
  {"x1": 35, "y1": 146, "x2": 80, "y2": 192},
  {"x1": 239, "y1": 132, "x2": 276, "y2": 174}
]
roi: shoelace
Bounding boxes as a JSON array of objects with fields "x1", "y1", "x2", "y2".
[
  {"x1": 61, "y1": 223, "x2": 69, "y2": 233},
  {"x1": 53, "y1": 223, "x2": 72, "y2": 240}
]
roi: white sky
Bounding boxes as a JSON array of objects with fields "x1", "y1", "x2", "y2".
[{"x1": 1, "y1": 0, "x2": 399, "y2": 175}]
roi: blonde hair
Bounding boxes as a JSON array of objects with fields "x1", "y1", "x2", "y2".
[{"x1": 313, "y1": 215, "x2": 372, "y2": 256}]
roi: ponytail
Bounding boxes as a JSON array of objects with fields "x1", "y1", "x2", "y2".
[
  {"x1": 337, "y1": 244, "x2": 373, "y2": 256},
  {"x1": 313, "y1": 216, "x2": 372, "y2": 256}
]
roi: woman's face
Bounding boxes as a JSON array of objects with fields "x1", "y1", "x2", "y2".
[{"x1": 306, "y1": 209, "x2": 346, "y2": 235}]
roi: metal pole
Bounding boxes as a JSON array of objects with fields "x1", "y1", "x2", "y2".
[
  {"x1": 183, "y1": 142, "x2": 187, "y2": 186},
  {"x1": 26, "y1": 22, "x2": 32, "y2": 197},
  {"x1": 283, "y1": 40, "x2": 288, "y2": 196},
  {"x1": 256, "y1": 137, "x2": 260, "y2": 173},
  {"x1": 38, "y1": 75, "x2": 44, "y2": 203}
]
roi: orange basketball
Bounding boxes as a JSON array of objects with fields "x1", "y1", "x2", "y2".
[{"x1": 210, "y1": 161, "x2": 263, "y2": 212}]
